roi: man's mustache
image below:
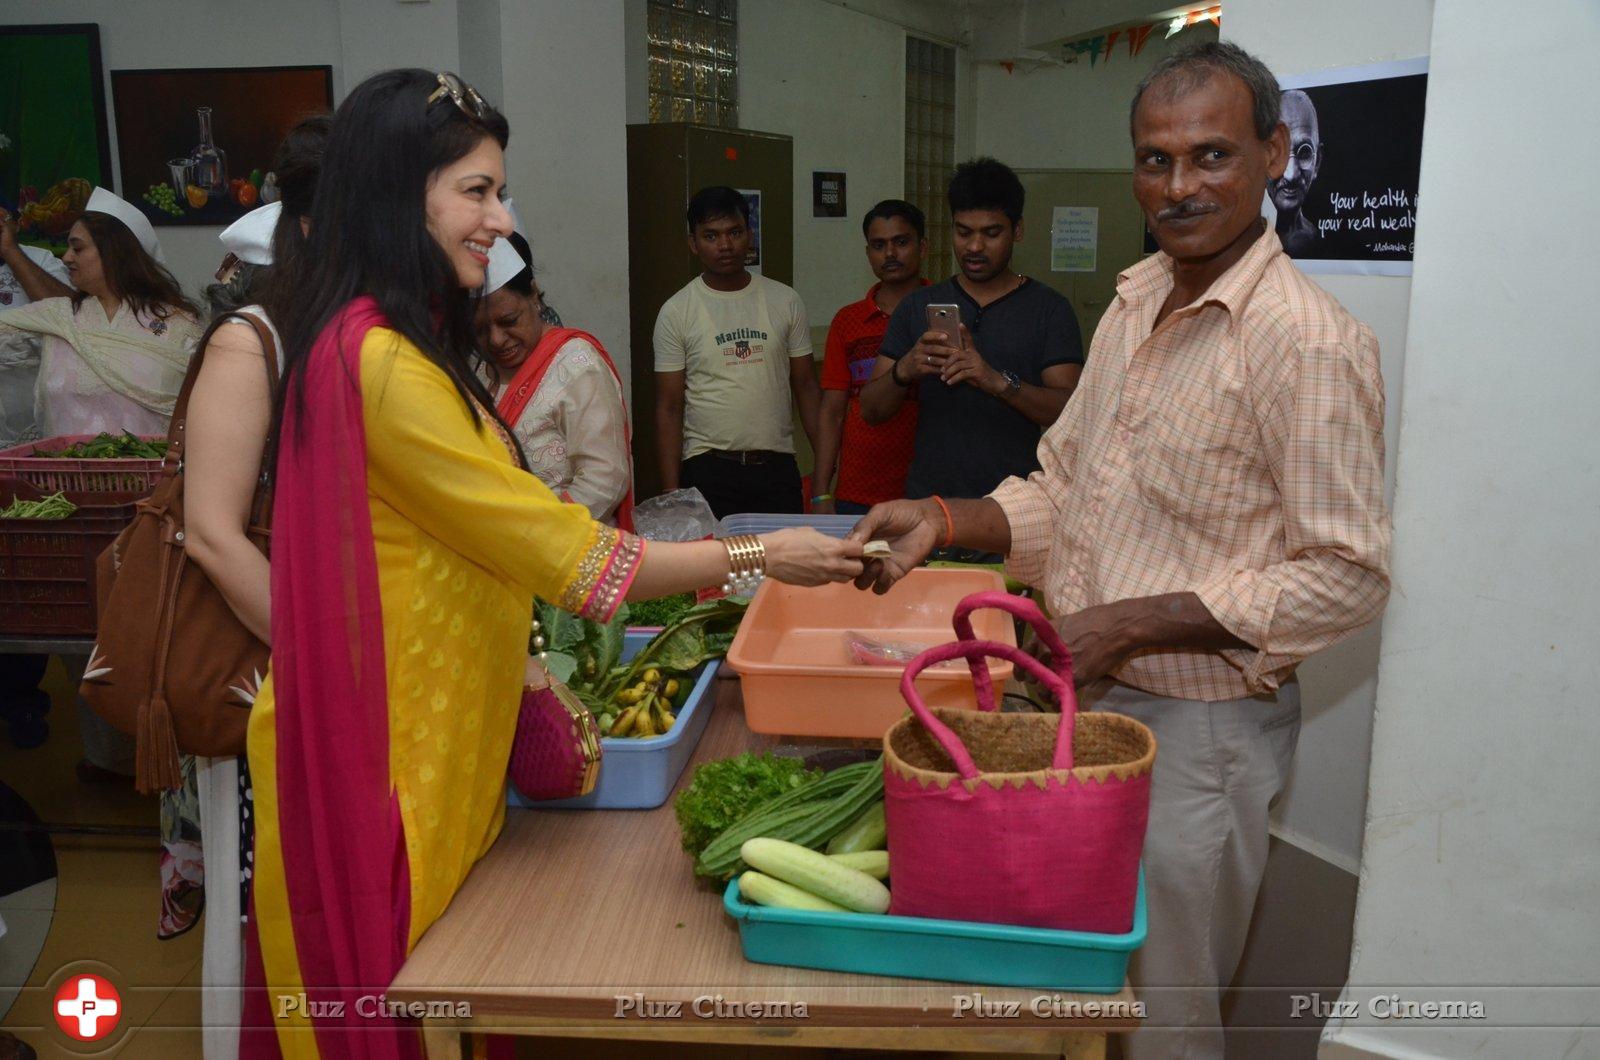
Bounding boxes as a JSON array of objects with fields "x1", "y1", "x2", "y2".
[{"x1": 1157, "y1": 200, "x2": 1219, "y2": 222}]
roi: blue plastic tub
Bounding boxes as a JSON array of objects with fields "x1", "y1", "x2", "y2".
[
  {"x1": 723, "y1": 868, "x2": 1145, "y2": 994},
  {"x1": 507, "y1": 632, "x2": 719, "y2": 810},
  {"x1": 716, "y1": 513, "x2": 862, "y2": 540}
]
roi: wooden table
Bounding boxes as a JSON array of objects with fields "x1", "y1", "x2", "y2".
[{"x1": 388, "y1": 675, "x2": 1138, "y2": 1057}]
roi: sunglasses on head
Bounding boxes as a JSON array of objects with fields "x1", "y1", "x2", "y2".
[{"x1": 426, "y1": 72, "x2": 490, "y2": 120}]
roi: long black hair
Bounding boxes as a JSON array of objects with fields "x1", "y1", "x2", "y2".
[
  {"x1": 268, "y1": 69, "x2": 520, "y2": 460},
  {"x1": 206, "y1": 114, "x2": 333, "y2": 319}
]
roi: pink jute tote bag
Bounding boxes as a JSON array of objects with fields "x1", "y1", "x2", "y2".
[{"x1": 882, "y1": 591, "x2": 1156, "y2": 934}]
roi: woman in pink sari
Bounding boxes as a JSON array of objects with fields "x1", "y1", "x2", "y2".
[
  {"x1": 243, "y1": 69, "x2": 861, "y2": 1059},
  {"x1": 478, "y1": 232, "x2": 634, "y2": 528}
]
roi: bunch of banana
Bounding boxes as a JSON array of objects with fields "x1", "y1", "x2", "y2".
[{"x1": 597, "y1": 668, "x2": 683, "y2": 739}]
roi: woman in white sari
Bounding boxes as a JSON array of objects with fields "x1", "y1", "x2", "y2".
[
  {"x1": 0, "y1": 187, "x2": 199, "y2": 441},
  {"x1": 0, "y1": 187, "x2": 199, "y2": 783}
]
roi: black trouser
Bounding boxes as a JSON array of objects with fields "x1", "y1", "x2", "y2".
[{"x1": 681, "y1": 451, "x2": 803, "y2": 520}]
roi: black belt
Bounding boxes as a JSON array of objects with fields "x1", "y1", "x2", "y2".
[{"x1": 703, "y1": 448, "x2": 787, "y2": 466}]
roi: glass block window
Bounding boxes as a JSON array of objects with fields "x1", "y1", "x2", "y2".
[
  {"x1": 648, "y1": 0, "x2": 738, "y2": 127},
  {"x1": 905, "y1": 36, "x2": 957, "y2": 279}
]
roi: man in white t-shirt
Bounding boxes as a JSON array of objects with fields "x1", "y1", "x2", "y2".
[{"x1": 653, "y1": 185, "x2": 821, "y2": 518}]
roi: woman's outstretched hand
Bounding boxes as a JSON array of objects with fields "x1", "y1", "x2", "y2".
[{"x1": 760, "y1": 528, "x2": 864, "y2": 586}]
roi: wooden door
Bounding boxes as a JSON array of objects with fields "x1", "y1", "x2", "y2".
[{"x1": 1011, "y1": 169, "x2": 1146, "y2": 343}]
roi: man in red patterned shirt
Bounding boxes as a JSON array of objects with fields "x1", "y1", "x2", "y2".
[{"x1": 811, "y1": 200, "x2": 929, "y2": 515}]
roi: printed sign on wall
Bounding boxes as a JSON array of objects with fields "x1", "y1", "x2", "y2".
[
  {"x1": 1270, "y1": 57, "x2": 1428, "y2": 276},
  {"x1": 1050, "y1": 206, "x2": 1098, "y2": 272},
  {"x1": 738, "y1": 187, "x2": 762, "y2": 275},
  {"x1": 812, "y1": 171, "x2": 846, "y2": 218}
]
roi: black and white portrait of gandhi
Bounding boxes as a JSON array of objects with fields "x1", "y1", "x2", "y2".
[{"x1": 1269, "y1": 89, "x2": 1322, "y2": 256}]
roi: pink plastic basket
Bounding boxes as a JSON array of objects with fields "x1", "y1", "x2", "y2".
[
  {"x1": 882, "y1": 591, "x2": 1156, "y2": 935},
  {"x1": 0, "y1": 435, "x2": 166, "y2": 494}
]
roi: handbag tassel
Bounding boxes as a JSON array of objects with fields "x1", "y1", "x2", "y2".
[{"x1": 135, "y1": 692, "x2": 183, "y2": 794}]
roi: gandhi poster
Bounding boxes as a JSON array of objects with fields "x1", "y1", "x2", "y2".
[{"x1": 1269, "y1": 57, "x2": 1428, "y2": 276}]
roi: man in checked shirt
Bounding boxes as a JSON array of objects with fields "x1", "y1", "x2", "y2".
[{"x1": 850, "y1": 40, "x2": 1391, "y2": 1059}]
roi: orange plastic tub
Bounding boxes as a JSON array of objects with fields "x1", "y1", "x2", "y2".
[{"x1": 727, "y1": 568, "x2": 1016, "y2": 739}]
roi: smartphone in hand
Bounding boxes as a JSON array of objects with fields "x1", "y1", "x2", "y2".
[{"x1": 924, "y1": 303, "x2": 964, "y2": 350}]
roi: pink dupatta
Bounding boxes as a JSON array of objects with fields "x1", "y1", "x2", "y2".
[{"x1": 252, "y1": 296, "x2": 419, "y2": 1058}]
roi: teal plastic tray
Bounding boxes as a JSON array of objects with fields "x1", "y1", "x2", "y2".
[{"x1": 723, "y1": 869, "x2": 1144, "y2": 994}]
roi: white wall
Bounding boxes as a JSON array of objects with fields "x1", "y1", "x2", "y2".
[
  {"x1": 738, "y1": 0, "x2": 973, "y2": 331},
  {"x1": 975, "y1": 22, "x2": 1218, "y2": 171},
  {"x1": 1321, "y1": 1, "x2": 1600, "y2": 1055},
  {"x1": 1221, "y1": 0, "x2": 1433, "y2": 871},
  {"x1": 495, "y1": 0, "x2": 633, "y2": 395}
]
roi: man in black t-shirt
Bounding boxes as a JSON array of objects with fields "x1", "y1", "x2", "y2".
[{"x1": 859, "y1": 157, "x2": 1083, "y2": 505}]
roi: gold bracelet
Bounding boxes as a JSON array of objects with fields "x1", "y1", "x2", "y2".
[{"x1": 721, "y1": 534, "x2": 766, "y2": 595}]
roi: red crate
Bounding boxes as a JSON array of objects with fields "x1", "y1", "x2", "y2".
[
  {"x1": 0, "y1": 483, "x2": 142, "y2": 636},
  {"x1": 0, "y1": 434, "x2": 166, "y2": 494}
]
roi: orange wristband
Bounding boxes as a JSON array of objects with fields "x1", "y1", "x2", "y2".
[{"x1": 930, "y1": 495, "x2": 955, "y2": 549}]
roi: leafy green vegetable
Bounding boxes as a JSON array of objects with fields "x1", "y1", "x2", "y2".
[
  {"x1": 598, "y1": 598, "x2": 748, "y2": 700},
  {"x1": 674, "y1": 752, "x2": 822, "y2": 857},
  {"x1": 625, "y1": 592, "x2": 697, "y2": 628},
  {"x1": 532, "y1": 595, "x2": 747, "y2": 738},
  {"x1": 533, "y1": 599, "x2": 630, "y2": 688}
]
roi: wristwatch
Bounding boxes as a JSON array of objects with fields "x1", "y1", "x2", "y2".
[{"x1": 999, "y1": 369, "x2": 1023, "y2": 395}]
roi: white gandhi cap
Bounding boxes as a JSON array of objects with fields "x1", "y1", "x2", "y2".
[
  {"x1": 484, "y1": 195, "x2": 529, "y2": 296},
  {"x1": 85, "y1": 186, "x2": 164, "y2": 263},
  {"x1": 219, "y1": 201, "x2": 281, "y2": 266}
]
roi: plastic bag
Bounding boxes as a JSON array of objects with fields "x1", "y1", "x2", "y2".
[
  {"x1": 845, "y1": 631, "x2": 928, "y2": 667},
  {"x1": 632, "y1": 487, "x2": 717, "y2": 542}
]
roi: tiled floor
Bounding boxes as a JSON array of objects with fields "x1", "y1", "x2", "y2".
[{"x1": 0, "y1": 656, "x2": 203, "y2": 1057}]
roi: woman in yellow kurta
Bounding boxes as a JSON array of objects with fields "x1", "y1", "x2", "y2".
[{"x1": 241, "y1": 71, "x2": 862, "y2": 1060}]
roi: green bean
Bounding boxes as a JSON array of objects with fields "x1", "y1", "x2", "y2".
[{"x1": 0, "y1": 492, "x2": 77, "y2": 519}]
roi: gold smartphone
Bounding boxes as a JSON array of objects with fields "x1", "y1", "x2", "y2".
[{"x1": 924, "y1": 303, "x2": 963, "y2": 349}]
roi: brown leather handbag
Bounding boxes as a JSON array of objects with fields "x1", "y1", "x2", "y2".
[{"x1": 80, "y1": 311, "x2": 278, "y2": 793}]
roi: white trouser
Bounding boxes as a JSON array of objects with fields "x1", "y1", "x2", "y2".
[
  {"x1": 1083, "y1": 678, "x2": 1302, "y2": 1060},
  {"x1": 196, "y1": 755, "x2": 243, "y2": 1060}
]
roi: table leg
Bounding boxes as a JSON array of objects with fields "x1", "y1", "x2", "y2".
[
  {"x1": 1062, "y1": 1030, "x2": 1108, "y2": 1059},
  {"x1": 420, "y1": 1021, "x2": 462, "y2": 1060}
]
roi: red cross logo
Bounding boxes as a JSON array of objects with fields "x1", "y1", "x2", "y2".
[{"x1": 53, "y1": 974, "x2": 122, "y2": 1041}]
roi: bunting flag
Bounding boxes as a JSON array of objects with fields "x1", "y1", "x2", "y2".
[
  {"x1": 1047, "y1": 11, "x2": 1210, "y2": 71},
  {"x1": 1001, "y1": 60, "x2": 1014, "y2": 74},
  {"x1": 1128, "y1": 23, "x2": 1155, "y2": 57}
]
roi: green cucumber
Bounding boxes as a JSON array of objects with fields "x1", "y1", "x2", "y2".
[
  {"x1": 825, "y1": 800, "x2": 886, "y2": 855},
  {"x1": 738, "y1": 870, "x2": 850, "y2": 912},
  {"x1": 741, "y1": 838, "x2": 891, "y2": 914},
  {"x1": 829, "y1": 850, "x2": 889, "y2": 880}
]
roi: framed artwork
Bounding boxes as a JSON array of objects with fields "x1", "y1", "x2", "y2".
[
  {"x1": 0, "y1": 23, "x2": 113, "y2": 252},
  {"x1": 111, "y1": 65, "x2": 333, "y2": 226}
]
